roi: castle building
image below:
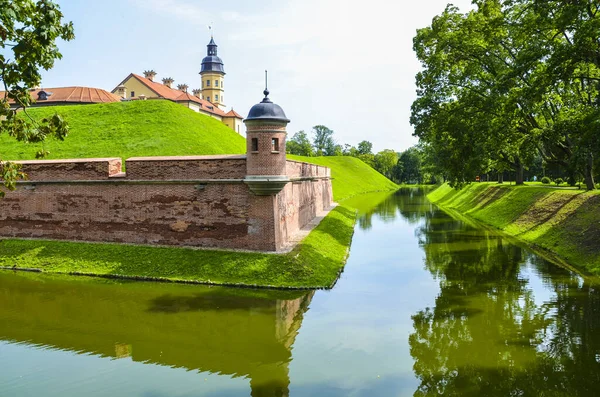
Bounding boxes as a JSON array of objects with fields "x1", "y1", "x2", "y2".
[{"x1": 111, "y1": 36, "x2": 243, "y2": 133}]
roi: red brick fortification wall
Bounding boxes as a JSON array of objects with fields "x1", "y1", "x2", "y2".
[
  {"x1": 275, "y1": 161, "x2": 333, "y2": 247},
  {"x1": 0, "y1": 156, "x2": 334, "y2": 252},
  {"x1": 1, "y1": 157, "x2": 274, "y2": 251}
]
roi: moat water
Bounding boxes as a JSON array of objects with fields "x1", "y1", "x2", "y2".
[{"x1": 1, "y1": 188, "x2": 599, "y2": 396}]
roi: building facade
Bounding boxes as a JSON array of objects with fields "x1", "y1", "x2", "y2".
[{"x1": 111, "y1": 37, "x2": 243, "y2": 133}]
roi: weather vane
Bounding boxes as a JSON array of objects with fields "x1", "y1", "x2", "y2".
[{"x1": 208, "y1": 23, "x2": 214, "y2": 38}]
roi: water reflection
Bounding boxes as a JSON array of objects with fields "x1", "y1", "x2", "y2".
[
  {"x1": 0, "y1": 273, "x2": 314, "y2": 396},
  {"x1": 2, "y1": 188, "x2": 600, "y2": 396},
  {"x1": 384, "y1": 188, "x2": 600, "y2": 397}
]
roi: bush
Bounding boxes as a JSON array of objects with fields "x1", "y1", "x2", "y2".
[
  {"x1": 541, "y1": 176, "x2": 551, "y2": 184},
  {"x1": 555, "y1": 177, "x2": 564, "y2": 186}
]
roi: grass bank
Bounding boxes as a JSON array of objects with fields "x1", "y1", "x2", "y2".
[
  {"x1": 1, "y1": 100, "x2": 246, "y2": 161},
  {"x1": 289, "y1": 155, "x2": 398, "y2": 202},
  {"x1": 428, "y1": 183, "x2": 600, "y2": 275}
]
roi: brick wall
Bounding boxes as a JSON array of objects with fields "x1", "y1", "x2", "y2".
[{"x1": 1, "y1": 156, "x2": 333, "y2": 252}]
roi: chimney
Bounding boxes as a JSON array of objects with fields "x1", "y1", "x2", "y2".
[
  {"x1": 192, "y1": 88, "x2": 201, "y2": 97},
  {"x1": 162, "y1": 77, "x2": 174, "y2": 88},
  {"x1": 143, "y1": 70, "x2": 157, "y2": 81},
  {"x1": 116, "y1": 84, "x2": 127, "y2": 99},
  {"x1": 177, "y1": 83, "x2": 189, "y2": 92}
]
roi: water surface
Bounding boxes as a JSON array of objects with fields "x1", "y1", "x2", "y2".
[{"x1": 1, "y1": 188, "x2": 599, "y2": 396}]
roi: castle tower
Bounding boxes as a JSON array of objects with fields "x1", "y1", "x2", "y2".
[
  {"x1": 200, "y1": 36, "x2": 225, "y2": 109},
  {"x1": 243, "y1": 87, "x2": 290, "y2": 195}
]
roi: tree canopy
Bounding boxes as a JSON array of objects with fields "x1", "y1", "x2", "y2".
[
  {"x1": 0, "y1": 0, "x2": 74, "y2": 195},
  {"x1": 411, "y1": 0, "x2": 599, "y2": 189}
]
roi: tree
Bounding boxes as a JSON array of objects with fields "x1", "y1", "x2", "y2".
[
  {"x1": 286, "y1": 130, "x2": 314, "y2": 156},
  {"x1": 412, "y1": 0, "x2": 599, "y2": 190},
  {"x1": 311, "y1": 125, "x2": 336, "y2": 156},
  {"x1": 398, "y1": 147, "x2": 423, "y2": 184},
  {"x1": 374, "y1": 149, "x2": 398, "y2": 180},
  {"x1": 357, "y1": 140, "x2": 373, "y2": 155},
  {"x1": 0, "y1": 0, "x2": 74, "y2": 195}
]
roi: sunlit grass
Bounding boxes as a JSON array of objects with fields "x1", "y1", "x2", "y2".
[{"x1": 429, "y1": 183, "x2": 600, "y2": 275}]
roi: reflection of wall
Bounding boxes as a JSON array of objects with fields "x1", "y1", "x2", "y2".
[{"x1": 0, "y1": 273, "x2": 315, "y2": 396}]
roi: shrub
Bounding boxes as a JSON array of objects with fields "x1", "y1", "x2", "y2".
[
  {"x1": 555, "y1": 177, "x2": 564, "y2": 186},
  {"x1": 541, "y1": 176, "x2": 551, "y2": 184}
]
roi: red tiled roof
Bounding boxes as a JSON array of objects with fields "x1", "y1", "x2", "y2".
[
  {"x1": 115, "y1": 73, "x2": 226, "y2": 117},
  {"x1": 224, "y1": 109, "x2": 243, "y2": 119},
  {"x1": 174, "y1": 91, "x2": 226, "y2": 117},
  {"x1": 1, "y1": 87, "x2": 121, "y2": 105}
]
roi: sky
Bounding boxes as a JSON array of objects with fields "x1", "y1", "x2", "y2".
[{"x1": 42, "y1": 0, "x2": 474, "y2": 153}]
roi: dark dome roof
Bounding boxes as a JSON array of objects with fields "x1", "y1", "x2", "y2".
[
  {"x1": 245, "y1": 90, "x2": 290, "y2": 123},
  {"x1": 200, "y1": 55, "x2": 225, "y2": 73}
]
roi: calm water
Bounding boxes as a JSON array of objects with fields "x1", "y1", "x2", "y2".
[{"x1": 1, "y1": 188, "x2": 599, "y2": 396}]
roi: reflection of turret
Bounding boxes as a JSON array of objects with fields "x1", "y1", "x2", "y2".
[{"x1": 0, "y1": 273, "x2": 314, "y2": 395}]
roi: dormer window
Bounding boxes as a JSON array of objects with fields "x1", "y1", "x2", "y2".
[{"x1": 37, "y1": 90, "x2": 51, "y2": 101}]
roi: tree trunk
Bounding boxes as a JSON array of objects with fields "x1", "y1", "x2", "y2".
[
  {"x1": 584, "y1": 152, "x2": 596, "y2": 190},
  {"x1": 515, "y1": 163, "x2": 524, "y2": 185},
  {"x1": 497, "y1": 172, "x2": 504, "y2": 184}
]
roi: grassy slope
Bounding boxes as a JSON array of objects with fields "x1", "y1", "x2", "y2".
[
  {"x1": 289, "y1": 155, "x2": 398, "y2": 202},
  {"x1": 428, "y1": 183, "x2": 600, "y2": 275},
  {"x1": 0, "y1": 102, "x2": 398, "y2": 288},
  {"x1": 1, "y1": 100, "x2": 246, "y2": 161}
]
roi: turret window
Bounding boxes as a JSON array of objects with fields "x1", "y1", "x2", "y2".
[
  {"x1": 215, "y1": 94, "x2": 219, "y2": 101},
  {"x1": 206, "y1": 80, "x2": 210, "y2": 87},
  {"x1": 251, "y1": 138, "x2": 259, "y2": 152},
  {"x1": 215, "y1": 80, "x2": 219, "y2": 87},
  {"x1": 271, "y1": 138, "x2": 280, "y2": 152}
]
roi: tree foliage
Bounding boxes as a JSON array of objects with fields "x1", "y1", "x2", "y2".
[
  {"x1": 286, "y1": 130, "x2": 314, "y2": 156},
  {"x1": 0, "y1": 0, "x2": 74, "y2": 195},
  {"x1": 412, "y1": 0, "x2": 600, "y2": 189},
  {"x1": 311, "y1": 125, "x2": 336, "y2": 156}
]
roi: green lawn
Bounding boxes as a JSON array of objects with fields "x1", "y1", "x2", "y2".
[
  {"x1": 0, "y1": 101, "x2": 399, "y2": 288},
  {"x1": 1, "y1": 100, "x2": 246, "y2": 161},
  {"x1": 429, "y1": 183, "x2": 600, "y2": 275},
  {"x1": 289, "y1": 155, "x2": 398, "y2": 202}
]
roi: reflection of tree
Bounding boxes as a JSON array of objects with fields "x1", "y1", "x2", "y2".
[
  {"x1": 410, "y1": 192, "x2": 600, "y2": 396},
  {"x1": 356, "y1": 188, "x2": 435, "y2": 230}
]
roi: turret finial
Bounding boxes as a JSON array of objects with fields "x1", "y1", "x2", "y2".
[{"x1": 263, "y1": 70, "x2": 270, "y2": 98}]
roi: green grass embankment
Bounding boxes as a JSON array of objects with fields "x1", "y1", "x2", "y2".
[
  {"x1": 0, "y1": 102, "x2": 398, "y2": 288},
  {"x1": 2, "y1": 100, "x2": 246, "y2": 161},
  {"x1": 289, "y1": 155, "x2": 399, "y2": 202},
  {"x1": 428, "y1": 183, "x2": 600, "y2": 275}
]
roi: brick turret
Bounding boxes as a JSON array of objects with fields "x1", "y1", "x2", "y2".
[{"x1": 243, "y1": 88, "x2": 290, "y2": 195}]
